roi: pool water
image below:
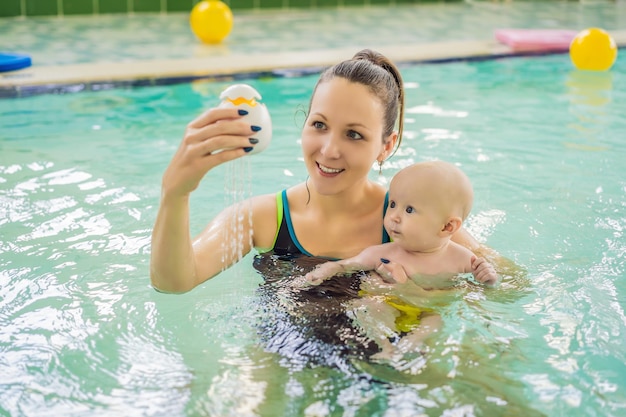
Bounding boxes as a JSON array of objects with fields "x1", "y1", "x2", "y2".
[{"x1": 1, "y1": 53, "x2": 625, "y2": 416}]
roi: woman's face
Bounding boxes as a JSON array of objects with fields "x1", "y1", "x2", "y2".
[{"x1": 301, "y1": 77, "x2": 393, "y2": 196}]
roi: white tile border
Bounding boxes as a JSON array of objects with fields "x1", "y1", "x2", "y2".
[{"x1": 1, "y1": 32, "x2": 625, "y2": 89}]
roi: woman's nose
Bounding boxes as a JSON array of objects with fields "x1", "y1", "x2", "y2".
[{"x1": 320, "y1": 133, "x2": 341, "y2": 159}]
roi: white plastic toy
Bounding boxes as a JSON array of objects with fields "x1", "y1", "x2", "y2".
[{"x1": 219, "y1": 84, "x2": 272, "y2": 155}]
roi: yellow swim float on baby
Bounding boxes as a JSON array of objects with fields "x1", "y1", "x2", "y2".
[{"x1": 384, "y1": 295, "x2": 434, "y2": 334}]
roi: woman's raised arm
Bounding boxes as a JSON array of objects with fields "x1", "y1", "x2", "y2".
[{"x1": 149, "y1": 107, "x2": 265, "y2": 293}]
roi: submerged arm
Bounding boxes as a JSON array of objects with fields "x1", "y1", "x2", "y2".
[
  {"x1": 305, "y1": 247, "x2": 381, "y2": 284},
  {"x1": 453, "y1": 227, "x2": 519, "y2": 277}
]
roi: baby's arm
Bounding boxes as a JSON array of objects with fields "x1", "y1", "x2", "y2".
[
  {"x1": 452, "y1": 242, "x2": 498, "y2": 286},
  {"x1": 471, "y1": 256, "x2": 499, "y2": 286},
  {"x1": 305, "y1": 246, "x2": 382, "y2": 285}
]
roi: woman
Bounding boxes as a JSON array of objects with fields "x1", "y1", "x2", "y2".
[{"x1": 150, "y1": 49, "x2": 493, "y2": 294}]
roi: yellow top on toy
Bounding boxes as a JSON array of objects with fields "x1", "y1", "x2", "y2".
[
  {"x1": 190, "y1": 0, "x2": 233, "y2": 44},
  {"x1": 219, "y1": 84, "x2": 272, "y2": 155}
]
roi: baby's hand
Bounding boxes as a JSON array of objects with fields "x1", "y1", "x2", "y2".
[
  {"x1": 471, "y1": 256, "x2": 499, "y2": 286},
  {"x1": 375, "y1": 258, "x2": 409, "y2": 284},
  {"x1": 304, "y1": 262, "x2": 343, "y2": 285}
]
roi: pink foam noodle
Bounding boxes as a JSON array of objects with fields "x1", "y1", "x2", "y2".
[{"x1": 495, "y1": 29, "x2": 579, "y2": 52}]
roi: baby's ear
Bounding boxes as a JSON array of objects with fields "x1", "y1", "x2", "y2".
[{"x1": 440, "y1": 217, "x2": 462, "y2": 236}]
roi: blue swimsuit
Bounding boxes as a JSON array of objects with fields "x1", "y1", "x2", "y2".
[{"x1": 271, "y1": 189, "x2": 390, "y2": 257}]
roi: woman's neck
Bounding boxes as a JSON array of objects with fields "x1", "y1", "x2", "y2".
[{"x1": 307, "y1": 179, "x2": 381, "y2": 218}]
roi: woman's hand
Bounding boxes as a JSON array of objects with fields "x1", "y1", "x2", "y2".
[
  {"x1": 161, "y1": 107, "x2": 260, "y2": 199},
  {"x1": 375, "y1": 258, "x2": 409, "y2": 284}
]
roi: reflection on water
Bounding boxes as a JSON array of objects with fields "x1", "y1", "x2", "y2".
[
  {"x1": 565, "y1": 70, "x2": 613, "y2": 151},
  {"x1": 243, "y1": 253, "x2": 545, "y2": 416},
  {"x1": 1, "y1": 52, "x2": 625, "y2": 416},
  {"x1": 254, "y1": 254, "x2": 378, "y2": 372},
  {"x1": 0, "y1": 159, "x2": 168, "y2": 415}
]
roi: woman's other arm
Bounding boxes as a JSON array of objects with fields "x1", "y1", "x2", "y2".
[{"x1": 452, "y1": 227, "x2": 518, "y2": 276}]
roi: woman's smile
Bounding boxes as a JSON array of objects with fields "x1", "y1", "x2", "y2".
[{"x1": 317, "y1": 162, "x2": 344, "y2": 176}]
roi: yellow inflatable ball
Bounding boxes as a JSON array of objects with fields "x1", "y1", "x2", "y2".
[
  {"x1": 190, "y1": 0, "x2": 233, "y2": 44},
  {"x1": 570, "y1": 28, "x2": 618, "y2": 71}
]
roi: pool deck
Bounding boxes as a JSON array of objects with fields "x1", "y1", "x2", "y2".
[
  {"x1": 1, "y1": 40, "x2": 518, "y2": 86},
  {"x1": 1, "y1": 2, "x2": 625, "y2": 96}
]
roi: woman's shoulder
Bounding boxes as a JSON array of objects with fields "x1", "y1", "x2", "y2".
[
  {"x1": 282, "y1": 183, "x2": 307, "y2": 198},
  {"x1": 250, "y1": 183, "x2": 308, "y2": 213},
  {"x1": 249, "y1": 192, "x2": 278, "y2": 212},
  {"x1": 249, "y1": 192, "x2": 280, "y2": 251}
]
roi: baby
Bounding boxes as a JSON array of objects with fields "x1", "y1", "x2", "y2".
[{"x1": 305, "y1": 160, "x2": 498, "y2": 360}]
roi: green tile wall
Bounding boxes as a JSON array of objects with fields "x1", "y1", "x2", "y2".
[
  {"x1": 26, "y1": 0, "x2": 58, "y2": 16},
  {"x1": 64, "y1": 0, "x2": 93, "y2": 15},
  {"x1": 290, "y1": 0, "x2": 313, "y2": 8},
  {"x1": 261, "y1": 0, "x2": 284, "y2": 9},
  {"x1": 99, "y1": 0, "x2": 128, "y2": 14},
  {"x1": 229, "y1": 0, "x2": 255, "y2": 10},
  {"x1": 316, "y1": 0, "x2": 339, "y2": 7},
  {"x1": 0, "y1": 0, "x2": 22, "y2": 17},
  {"x1": 169, "y1": 0, "x2": 195, "y2": 12},
  {"x1": 135, "y1": 0, "x2": 162, "y2": 13},
  {"x1": 0, "y1": 0, "x2": 564, "y2": 18}
]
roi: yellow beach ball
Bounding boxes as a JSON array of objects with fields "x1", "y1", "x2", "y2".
[
  {"x1": 190, "y1": 0, "x2": 233, "y2": 44},
  {"x1": 570, "y1": 28, "x2": 618, "y2": 71}
]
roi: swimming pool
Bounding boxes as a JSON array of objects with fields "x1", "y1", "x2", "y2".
[{"x1": 1, "y1": 52, "x2": 625, "y2": 416}]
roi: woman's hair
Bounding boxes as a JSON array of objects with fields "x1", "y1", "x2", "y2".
[{"x1": 311, "y1": 49, "x2": 405, "y2": 157}]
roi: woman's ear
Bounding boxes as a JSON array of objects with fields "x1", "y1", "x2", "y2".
[
  {"x1": 379, "y1": 131, "x2": 398, "y2": 160},
  {"x1": 440, "y1": 217, "x2": 462, "y2": 236}
]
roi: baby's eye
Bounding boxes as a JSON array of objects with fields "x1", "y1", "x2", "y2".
[
  {"x1": 389, "y1": 201, "x2": 396, "y2": 208},
  {"x1": 347, "y1": 129, "x2": 363, "y2": 140},
  {"x1": 312, "y1": 121, "x2": 326, "y2": 129},
  {"x1": 405, "y1": 206, "x2": 415, "y2": 214}
]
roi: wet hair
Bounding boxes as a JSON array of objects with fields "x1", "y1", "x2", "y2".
[{"x1": 310, "y1": 49, "x2": 405, "y2": 157}]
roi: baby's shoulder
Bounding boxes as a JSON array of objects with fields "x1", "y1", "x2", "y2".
[
  {"x1": 445, "y1": 240, "x2": 475, "y2": 272},
  {"x1": 448, "y1": 240, "x2": 474, "y2": 257}
]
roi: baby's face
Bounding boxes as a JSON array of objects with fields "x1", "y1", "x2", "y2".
[{"x1": 384, "y1": 175, "x2": 450, "y2": 252}]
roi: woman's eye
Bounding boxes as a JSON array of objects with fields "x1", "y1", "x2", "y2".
[
  {"x1": 312, "y1": 121, "x2": 325, "y2": 129},
  {"x1": 405, "y1": 206, "x2": 415, "y2": 214},
  {"x1": 347, "y1": 130, "x2": 363, "y2": 140}
]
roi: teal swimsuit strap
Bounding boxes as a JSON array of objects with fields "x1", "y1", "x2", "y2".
[
  {"x1": 383, "y1": 191, "x2": 390, "y2": 243},
  {"x1": 281, "y1": 189, "x2": 313, "y2": 256}
]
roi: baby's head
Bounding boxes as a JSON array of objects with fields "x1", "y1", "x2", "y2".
[{"x1": 385, "y1": 161, "x2": 474, "y2": 251}]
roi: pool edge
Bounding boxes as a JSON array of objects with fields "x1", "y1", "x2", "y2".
[{"x1": 2, "y1": 35, "x2": 625, "y2": 98}]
